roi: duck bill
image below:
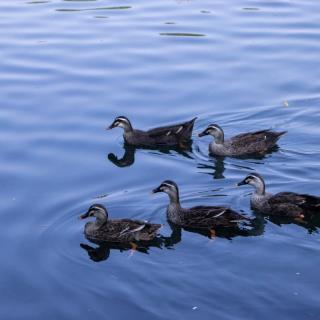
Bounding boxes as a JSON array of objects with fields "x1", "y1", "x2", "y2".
[
  {"x1": 152, "y1": 186, "x2": 162, "y2": 194},
  {"x1": 106, "y1": 121, "x2": 116, "y2": 130},
  {"x1": 198, "y1": 130, "x2": 208, "y2": 137},
  {"x1": 79, "y1": 211, "x2": 90, "y2": 219},
  {"x1": 237, "y1": 179, "x2": 247, "y2": 187}
]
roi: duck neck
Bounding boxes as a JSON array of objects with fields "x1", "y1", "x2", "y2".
[
  {"x1": 213, "y1": 131, "x2": 224, "y2": 144},
  {"x1": 94, "y1": 212, "x2": 108, "y2": 229},
  {"x1": 253, "y1": 181, "x2": 266, "y2": 196},
  {"x1": 167, "y1": 191, "x2": 182, "y2": 224},
  {"x1": 123, "y1": 122, "x2": 133, "y2": 133},
  {"x1": 168, "y1": 191, "x2": 181, "y2": 208}
]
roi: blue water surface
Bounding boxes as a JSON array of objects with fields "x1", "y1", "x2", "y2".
[{"x1": 0, "y1": 0, "x2": 320, "y2": 319}]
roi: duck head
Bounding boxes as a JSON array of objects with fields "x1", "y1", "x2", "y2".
[
  {"x1": 80, "y1": 204, "x2": 108, "y2": 223},
  {"x1": 152, "y1": 180, "x2": 180, "y2": 204},
  {"x1": 198, "y1": 124, "x2": 224, "y2": 144},
  {"x1": 107, "y1": 116, "x2": 133, "y2": 133},
  {"x1": 237, "y1": 172, "x2": 266, "y2": 195}
]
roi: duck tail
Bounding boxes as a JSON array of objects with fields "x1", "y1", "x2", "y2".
[
  {"x1": 182, "y1": 117, "x2": 197, "y2": 139},
  {"x1": 146, "y1": 223, "x2": 162, "y2": 233},
  {"x1": 276, "y1": 131, "x2": 287, "y2": 137},
  {"x1": 271, "y1": 130, "x2": 287, "y2": 143},
  {"x1": 188, "y1": 117, "x2": 197, "y2": 128},
  {"x1": 139, "y1": 224, "x2": 162, "y2": 241}
]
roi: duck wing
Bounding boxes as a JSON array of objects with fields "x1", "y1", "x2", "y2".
[
  {"x1": 95, "y1": 219, "x2": 144, "y2": 241},
  {"x1": 91, "y1": 219, "x2": 161, "y2": 243},
  {"x1": 181, "y1": 206, "x2": 247, "y2": 229},
  {"x1": 230, "y1": 129, "x2": 286, "y2": 152},
  {"x1": 147, "y1": 117, "x2": 197, "y2": 140},
  {"x1": 117, "y1": 219, "x2": 162, "y2": 237},
  {"x1": 268, "y1": 192, "x2": 320, "y2": 216}
]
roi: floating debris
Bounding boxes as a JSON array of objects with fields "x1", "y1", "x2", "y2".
[{"x1": 283, "y1": 100, "x2": 289, "y2": 107}]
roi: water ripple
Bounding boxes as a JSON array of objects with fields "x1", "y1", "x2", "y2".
[{"x1": 1, "y1": 0, "x2": 320, "y2": 319}]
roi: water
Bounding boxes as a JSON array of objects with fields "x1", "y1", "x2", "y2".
[{"x1": 1, "y1": 0, "x2": 320, "y2": 319}]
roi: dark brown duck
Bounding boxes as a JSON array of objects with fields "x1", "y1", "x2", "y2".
[
  {"x1": 152, "y1": 180, "x2": 249, "y2": 231},
  {"x1": 107, "y1": 116, "x2": 197, "y2": 147}
]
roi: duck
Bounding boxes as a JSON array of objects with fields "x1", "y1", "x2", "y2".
[
  {"x1": 80, "y1": 204, "x2": 162, "y2": 243},
  {"x1": 198, "y1": 124, "x2": 286, "y2": 156},
  {"x1": 107, "y1": 116, "x2": 197, "y2": 148},
  {"x1": 152, "y1": 180, "x2": 249, "y2": 234},
  {"x1": 237, "y1": 173, "x2": 320, "y2": 218}
]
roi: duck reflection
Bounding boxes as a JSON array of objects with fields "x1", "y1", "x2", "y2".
[
  {"x1": 80, "y1": 237, "x2": 165, "y2": 262},
  {"x1": 197, "y1": 156, "x2": 226, "y2": 179},
  {"x1": 108, "y1": 143, "x2": 193, "y2": 168},
  {"x1": 108, "y1": 145, "x2": 136, "y2": 167},
  {"x1": 243, "y1": 211, "x2": 320, "y2": 234},
  {"x1": 267, "y1": 214, "x2": 320, "y2": 234},
  {"x1": 161, "y1": 217, "x2": 265, "y2": 248},
  {"x1": 197, "y1": 147, "x2": 280, "y2": 181}
]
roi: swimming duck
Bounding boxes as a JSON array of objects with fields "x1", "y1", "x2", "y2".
[
  {"x1": 198, "y1": 124, "x2": 286, "y2": 156},
  {"x1": 237, "y1": 173, "x2": 320, "y2": 218},
  {"x1": 107, "y1": 116, "x2": 197, "y2": 147},
  {"x1": 152, "y1": 180, "x2": 248, "y2": 232},
  {"x1": 80, "y1": 204, "x2": 161, "y2": 243}
]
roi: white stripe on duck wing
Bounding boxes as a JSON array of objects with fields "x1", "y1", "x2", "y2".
[{"x1": 147, "y1": 117, "x2": 197, "y2": 140}]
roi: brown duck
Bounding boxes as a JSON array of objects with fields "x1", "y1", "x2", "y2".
[
  {"x1": 237, "y1": 173, "x2": 320, "y2": 218},
  {"x1": 199, "y1": 124, "x2": 286, "y2": 156},
  {"x1": 80, "y1": 204, "x2": 161, "y2": 243}
]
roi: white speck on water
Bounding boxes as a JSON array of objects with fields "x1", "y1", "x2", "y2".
[
  {"x1": 192, "y1": 307, "x2": 198, "y2": 311},
  {"x1": 296, "y1": 272, "x2": 301, "y2": 276}
]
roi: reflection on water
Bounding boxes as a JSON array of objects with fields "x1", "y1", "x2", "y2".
[
  {"x1": 196, "y1": 146, "x2": 282, "y2": 180},
  {"x1": 163, "y1": 219, "x2": 265, "y2": 243},
  {"x1": 108, "y1": 143, "x2": 193, "y2": 168},
  {"x1": 197, "y1": 156, "x2": 226, "y2": 179},
  {"x1": 80, "y1": 237, "x2": 165, "y2": 262},
  {"x1": 267, "y1": 214, "x2": 320, "y2": 235}
]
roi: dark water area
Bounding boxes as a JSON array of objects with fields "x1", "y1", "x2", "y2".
[{"x1": 1, "y1": 0, "x2": 320, "y2": 319}]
